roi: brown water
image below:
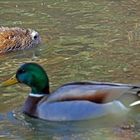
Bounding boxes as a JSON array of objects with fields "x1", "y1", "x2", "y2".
[{"x1": 0, "y1": 0, "x2": 140, "y2": 139}]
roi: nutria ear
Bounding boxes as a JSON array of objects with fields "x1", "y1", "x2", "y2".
[{"x1": 25, "y1": 29, "x2": 30, "y2": 35}]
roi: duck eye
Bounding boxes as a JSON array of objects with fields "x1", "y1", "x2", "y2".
[{"x1": 18, "y1": 69, "x2": 26, "y2": 74}]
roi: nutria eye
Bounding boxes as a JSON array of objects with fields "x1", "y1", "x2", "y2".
[
  {"x1": 34, "y1": 35, "x2": 38, "y2": 40},
  {"x1": 18, "y1": 69, "x2": 26, "y2": 74}
]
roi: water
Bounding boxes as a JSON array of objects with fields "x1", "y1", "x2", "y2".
[{"x1": 0, "y1": 0, "x2": 140, "y2": 139}]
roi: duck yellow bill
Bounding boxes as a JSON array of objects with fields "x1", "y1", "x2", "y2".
[{"x1": 1, "y1": 75, "x2": 19, "y2": 87}]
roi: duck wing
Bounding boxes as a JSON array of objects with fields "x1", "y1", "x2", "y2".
[{"x1": 46, "y1": 82, "x2": 140, "y2": 103}]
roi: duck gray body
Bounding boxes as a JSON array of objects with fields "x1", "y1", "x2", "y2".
[{"x1": 24, "y1": 82, "x2": 140, "y2": 121}]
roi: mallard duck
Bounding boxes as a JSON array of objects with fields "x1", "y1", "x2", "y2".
[
  {"x1": 1, "y1": 63, "x2": 140, "y2": 121},
  {"x1": 0, "y1": 27, "x2": 41, "y2": 54}
]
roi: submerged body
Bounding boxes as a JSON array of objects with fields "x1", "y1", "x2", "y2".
[
  {"x1": 1, "y1": 63, "x2": 140, "y2": 121},
  {"x1": 0, "y1": 27, "x2": 41, "y2": 54}
]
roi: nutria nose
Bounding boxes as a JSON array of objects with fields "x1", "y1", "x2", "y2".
[{"x1": 0, "y1": 27, "x2": 41, "y2": 54}]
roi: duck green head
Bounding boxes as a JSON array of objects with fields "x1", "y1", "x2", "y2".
[{"x1": 1, "y1": 63, "x2": 50, "y2": 94}]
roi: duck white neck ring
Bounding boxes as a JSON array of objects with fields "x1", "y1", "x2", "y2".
[{"x1": 29, "y1": 93, "x2": 47, "y2": 97}]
